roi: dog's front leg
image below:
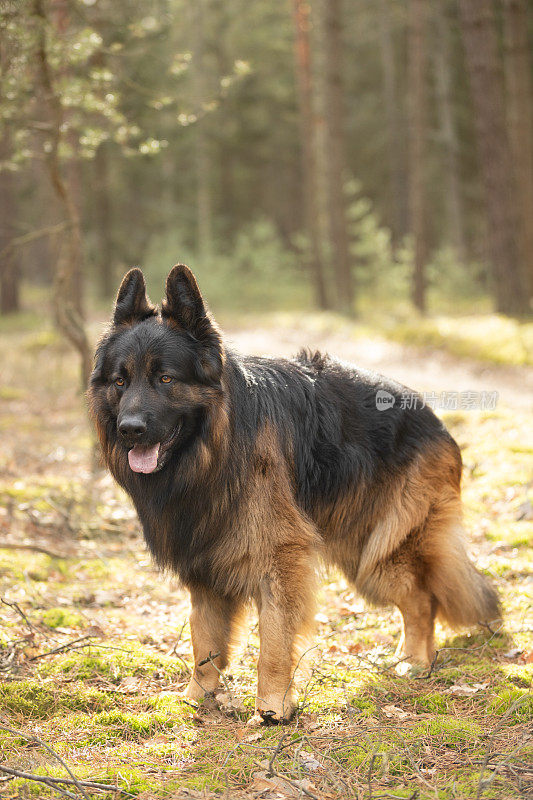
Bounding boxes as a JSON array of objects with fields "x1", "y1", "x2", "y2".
[
  {"x1": 252, "y1": 552, "x2": 315, "y2": 725},
  {"x1": 184, "y1": 586, "x2": 243, "y2": 701}
]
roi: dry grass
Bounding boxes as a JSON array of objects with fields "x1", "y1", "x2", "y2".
[{"x1": 0, "y1": 312, "x2": 531, "y2": 800}]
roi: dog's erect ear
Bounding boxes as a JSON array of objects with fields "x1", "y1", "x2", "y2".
[
  {"x1": 113, "y1": 268, "x2": 156, "y2": 326},
  {"x1": 161, "y1": 264, "x2": 208, "y2": 329},
  {"x1": 162, "y1": 264, "x2": 224, "y2": 384}
]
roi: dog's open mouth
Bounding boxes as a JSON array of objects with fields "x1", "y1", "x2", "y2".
[
  {"x1": 127, "y1": 424, "x2": 181, "y2": 474},
  {"x1": 128, "y1": 443, "x2": 160, "y2": 473}
]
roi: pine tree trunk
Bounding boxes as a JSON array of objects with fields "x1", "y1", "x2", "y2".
[
  {"x1": 377, "y1": 0, "x2": 407, "y2": 246},
  {"x1": 0, "y1": 40, "x2": 20, "y2": 315},
  {"x1": 33, "y1": 0, "x2": 91, "y2": 389},
  {"x1": 433, "y1": 0, "x2": 466, "y2": 264},
  {"x1": 291, "y1": 0, "x2": 329, "y2": 309},
  {"x1": 323, "y1": 0, "x2": 354, "y2": 313},
  {"x1": 458, "y1": 0, "x2": 528, "y2": 314},
  {"x1": 502, "y1": 0, "x2": 533, "y2": 302},
  {"x1": 0, "y1": 154, "x2": 21, "y2": 314},
  {"x1": 50, "y1": 0, "x2": 84, "y2": 317},
  {"x1": 407, "y1": 0, "x2": 428, "y2": 313},
  {"x1": 94, "y1": 142, "x2": 114, "y2": 298},
  {"x1": 192, "y1": 0, "x2": 213, "y2": 262}
]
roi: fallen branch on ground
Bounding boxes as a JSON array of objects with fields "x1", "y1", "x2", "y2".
[
  {"x1": 0, "y1": 765, "x2": 135, "y2": 798},
  {"x1": 0, "y1": 542, "x2": 67, "y2": 559}
]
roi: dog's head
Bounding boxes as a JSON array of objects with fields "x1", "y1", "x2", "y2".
[{"x1": 89, "y1": 265, "x2": 224, "y2": 475}]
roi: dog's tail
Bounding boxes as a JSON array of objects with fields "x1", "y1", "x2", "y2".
[{"x1": 426, "y1": 514, "x2": 501, "y2": 628}]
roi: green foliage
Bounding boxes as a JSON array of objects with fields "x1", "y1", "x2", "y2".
[
  {"x1": 2, "y1": 0, "x2": 512, "y2": 314},
  {"x1": 144, "y1": 219, "x2": 311, "y2": 313},
  {"x1": 346, "y1": 179, "x2": 410, "y2": 302}
]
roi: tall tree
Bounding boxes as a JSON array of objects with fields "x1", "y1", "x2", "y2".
[
  {"x1": 0, "y1": 18, "x2": 20, "y2": 315},
  {"x1": 50, "y1": 0, "x2": 84, "y2": 316},
  {"x1": 191, "y1": 0, "x2": 213, "y2": 263},
  {"x1": 322, "y1": 0, "x2": 353, "y2": 312},
  {"x1": 433, "y1": 0, "x2": 466, "y2": 264},
  {"x1": 502, "y1": 0, "x2": 533, "y2": 300},
  {"x1": 94, "y1": 142, "x2": 115, "y2": 299},
  {"x1": 458, "y1": 0, "x2": 528, "y2": 314},
  {"x1": 33, "y1": 0, "x2": 91, "y2": 387},
  {"x1": 291, "y1": 0, "x2": 328, "y2": 309},
  {"x1": 0, "y1": 138, "x2": 20, "y2": 314},
  {"x1": 377, "y1": 0, "x2": 407, "y2": 246},
  {"x1": 407, "y1": 0, "x2": 428, "y2": 313}
]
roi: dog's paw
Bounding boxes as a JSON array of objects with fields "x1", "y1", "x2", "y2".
[
  {"x1": 395, "y1": 660, "x2": 428, "y2": 678},
  {"x1": 247, "y1": 709, "x2": 291, "y2": 727}
]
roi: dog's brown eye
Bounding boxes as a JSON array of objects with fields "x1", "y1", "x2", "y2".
[
  {"x1": 115, "y1": 378, "x2": 125, "y2": 387},
  {"x1": 161, "y1": 375, "x2": 172, "y2": 384}
]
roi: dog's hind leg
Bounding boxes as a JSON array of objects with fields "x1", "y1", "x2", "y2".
[
  {"x1": 356, "y1": 533, "x2": 437, "y2": 672},
  {"x1": 394, "y1": 589, "x2": 438, "y2": 674},
  {"x1": 184, "y1": 586, "x2": 244, "y2": 701}
]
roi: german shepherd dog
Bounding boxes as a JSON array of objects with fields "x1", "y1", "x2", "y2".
[{"x1": 88, "y1": 265, "x2": 500, "y2": 724}]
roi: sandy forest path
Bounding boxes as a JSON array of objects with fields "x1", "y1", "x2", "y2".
[{"x1": 225, "y1": 319, "x2": 533, "y2": 411}]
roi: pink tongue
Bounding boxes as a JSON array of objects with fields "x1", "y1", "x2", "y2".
[{"x1": 128, "y1": 443, "x2": 160, "y2": 474}]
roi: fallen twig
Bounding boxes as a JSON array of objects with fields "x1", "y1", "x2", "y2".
[
  {"x1": 165, "y1": 617, "x2": 188, "y2": 656},
  {"x1": 476, "y1": 698, "x2": 533, "y2": 799},
  {"x1": 0, "y1": 722, "x2": 90, "y2": 800},
  {"x1": 0, "y1": 541, "x2": 67, "y2": 559},
  {"x1": 1, "y1": 598, "x2": 40, "y2": 635},
  {"x1": 418, "y1": 622, "x2": 505, "y2": 679},
  {"x1": 0, "y1": 765, "x2": 134, "y2": 798},
  {"x1": 0, "y1": 766, "x2": 79, "y2": 799},
  {"x1": 29, "y1": 635, "x2": 95, "y2": 661}
]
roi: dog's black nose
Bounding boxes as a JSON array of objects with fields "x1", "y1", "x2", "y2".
[{"x1": 118, "y1": 417, "x2": 147, "y2": 439}]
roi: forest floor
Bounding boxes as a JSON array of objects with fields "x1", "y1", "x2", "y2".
[{"x1": 0, "y1": 310, "x2": 531, "y2": 800}]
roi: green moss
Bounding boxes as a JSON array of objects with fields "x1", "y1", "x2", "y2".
[
  {"x1": 41, "y1": 608, "x2": 84, "y2": 629},
  {"x1": 411, "y1": 715, "x2": 484, "y2": 743},
  {"x1": 414, "y1": 691, "x2": 449, "y2": 714},
  {"x1": 506, "y1": 529, "x2": 533, "y2": 548},
  {"x1": 347, "y1": 696, "x2": 377, "y2": 716},
  {"x1": 0, "y1": 681, "x2": 112, "y2": 719},
  {"x1": 0, "y1": 386, "x2": 26, "y2": 401},
  {"x1": 487, "y1": 688, "x2": 532, "y2": 721},
  {"x1": 384, "y1": 315, "x2": 533, "y2": 366},
  {"x1": 81, "y1": 708, "x2": 190, "y2": 742},
  {"x1": 501, "y1": 663, "x2": 533, "y2": 684},
  {"x1": 40, "y1": 643, "x2": 186, "y2": 683},
  {"x1": 82, "y1": 559, "x2": 113, "y2": 579}
]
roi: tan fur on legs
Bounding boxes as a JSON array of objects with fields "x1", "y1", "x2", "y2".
[
  {"x1": 185, "y1": 586, "x2": 244, "y2": 701},
  {"x1": 395, "y1": 590, "x2": 437, "y2": 674},
  {"x1": 252, "y1": 546, "x2": 316, "y2": 724}
]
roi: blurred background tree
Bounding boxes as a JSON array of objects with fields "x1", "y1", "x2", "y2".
[{"x1": 0, "y1": 0, "x2": 532, "y2": 341}]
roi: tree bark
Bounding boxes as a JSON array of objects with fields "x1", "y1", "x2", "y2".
[
  {"x1": 291, "y1": 0, "x2": 329, "y2": 310},
  {"x1": 0, "y1": 163, "x2": 21, "y2": 315},
  {"x1": 0, "y1": 82, "x2": 20, "y2": 315},
  {"x1": 322, "y1": 0, "x2": 353, "y2": 313},
  {"x1": 94, "y1": 142, "x2": 114, "y2": 298},
  {"x1": 458, "y1": 0, "x2": 528, "y2": 314},
  {"x1": 50, "y1": 0, "x2": 84, "y2": 316},
  {"x1": 192, "y1": 0, "x2": 213, "y2": 262},
  {"x1": 33, "y1": 0, "x2": 91, "y2": 389},
  {"x1": 502, "y1": 0, "x2": 533, "y2": 301},
  {"x1": 377, "y1": 0, "x2": 407, "y2": 246},
  {"x1": 433, "y1": 0, "x2": 466, "y2": 264},
  {"x1": 407, "y1": 0, "x2": 428, "y2": 313}
]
